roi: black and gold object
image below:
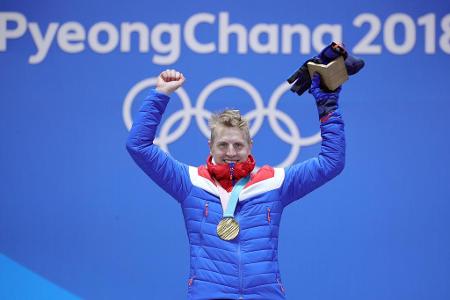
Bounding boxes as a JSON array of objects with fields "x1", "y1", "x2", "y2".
[
  {"x1": 217, "y1": 217, "x2": 240, "y2": 240},
  {"x1": 287, "y1": 41, "x2": 365, "y2": 95}
]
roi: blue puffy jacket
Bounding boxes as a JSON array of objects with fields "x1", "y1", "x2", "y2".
[{"x1": 126, "y1": 89, "x2": 345, "y2": 299}]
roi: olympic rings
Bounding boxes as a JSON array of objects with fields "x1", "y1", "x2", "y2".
[{"x1": 122, "y1": 77, "x2": 321, "y2": 167}]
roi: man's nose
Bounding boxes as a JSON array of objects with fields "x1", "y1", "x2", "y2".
[{"x1": 226, "y1": 145, "x2": 236, "y2": 156}]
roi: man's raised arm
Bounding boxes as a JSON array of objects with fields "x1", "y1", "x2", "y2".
[
  {"x1": 126, "y1": 70, "x2": 193, "y2": 203},
  {"x1": 280, "y1": 74, "x2": 346, "y2": 207}
]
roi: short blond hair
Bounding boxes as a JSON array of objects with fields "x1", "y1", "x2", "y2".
[{"x1": 209, "y1": 109, "x2": 251, "y2": 144}]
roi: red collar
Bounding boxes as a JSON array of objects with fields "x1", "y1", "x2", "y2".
[{"x1": 206, "y1": 155, "x2": 256, "y2": 192}]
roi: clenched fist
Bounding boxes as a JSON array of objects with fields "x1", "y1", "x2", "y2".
[{"x1": 156, "y1": 69, "x2": 185, "y2": 96}]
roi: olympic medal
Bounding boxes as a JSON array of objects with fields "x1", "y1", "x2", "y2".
[{"x1": 217, "y1": 217, "x2": 240, "y2": 240}]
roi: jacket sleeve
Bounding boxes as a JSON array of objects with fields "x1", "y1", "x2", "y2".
[
  {"x1": 125, "y1": 89, "x2": 192, "y2": 203},
  {"x1": 279, "y1": 110, "x2": 345, "y2": 207}
]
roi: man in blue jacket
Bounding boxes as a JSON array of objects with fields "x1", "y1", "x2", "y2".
[{"x1": 126, "y1": 69, "x2": 345, "y2": 300}]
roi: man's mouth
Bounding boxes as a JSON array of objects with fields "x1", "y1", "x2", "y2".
[{"x1": 224, "y1": 159, "x2": 238, "y2": 163}]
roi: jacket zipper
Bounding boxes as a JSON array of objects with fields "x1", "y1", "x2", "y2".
[
  {"x1": 236, "y1": 206, "x2": 243, "y2": 299},
  {"x1": 238, "y1": 240, "x2": 243, "y2": 299}
]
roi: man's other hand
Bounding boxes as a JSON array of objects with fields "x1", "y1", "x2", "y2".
[{"x1": 156, "y1": 69, "x2": 185, "y2": 96}]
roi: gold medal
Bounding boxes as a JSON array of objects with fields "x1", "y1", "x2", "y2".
[{"x1": 217, "y1": 217, "x2": 240, "y2": 240}]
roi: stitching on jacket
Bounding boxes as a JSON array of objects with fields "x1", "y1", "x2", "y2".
[
  {"x1": 243, "y1": 259, "x2": 276, "y2": 266},
  {"x1": 196, "y1": 267, "x2": 238, "y2": 279}
]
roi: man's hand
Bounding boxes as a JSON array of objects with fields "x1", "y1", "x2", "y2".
[
  {"x1": 309, "y1": 73, "x2": 340, "y2": 121},
  {"x1": 309, "y1": 73, "x2": 341, "y2": 101},
  {"x1": 156, "y1": 69, "x2": 185, "y2": 96}
]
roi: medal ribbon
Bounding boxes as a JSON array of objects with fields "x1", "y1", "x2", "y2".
[{"x1": 223, "y1": 176, "x2": 250, "y2": 218}]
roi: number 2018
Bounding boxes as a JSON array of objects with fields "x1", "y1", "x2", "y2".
[{"x1": 353, "y1": 13, "x2": 450, "y2": 54}]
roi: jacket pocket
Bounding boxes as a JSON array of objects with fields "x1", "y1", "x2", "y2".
[
  {"x1": 200, "y1": 201, "x2": 208, "y2": 238},
  {"x1": 266, "y1": 205, "x2": 276, "y2": 261}
]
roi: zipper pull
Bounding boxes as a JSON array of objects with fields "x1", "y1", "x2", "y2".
[
  {"x1": 188, "y1": 276, "x2": 195, "y2": 286},
  {"x1": 267, "y1": 207, "x2": 271, "y2": 224},
  {"x1": 204, "y1": 202, "x2": 209, "y2": 217},
  {"x1": 229, "y1": 162, "x2": 235, "y2": 184}
]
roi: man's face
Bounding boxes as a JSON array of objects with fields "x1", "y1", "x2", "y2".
[{"x1": 209, "y1": 126, "x2": 252, "y2": 164}]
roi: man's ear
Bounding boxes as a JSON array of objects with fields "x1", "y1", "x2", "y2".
[{"x1": 208, "y1": 139, "x2": 212, "y2": 153}]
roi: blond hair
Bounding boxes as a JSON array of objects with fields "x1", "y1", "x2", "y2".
[{"x1": 209, "y1": 109, "x2": 251, "y2": 144}]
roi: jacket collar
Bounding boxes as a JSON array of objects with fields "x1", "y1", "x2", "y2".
[{"x1": 206, "y1": 155, "x2": 255, "y2": 192}]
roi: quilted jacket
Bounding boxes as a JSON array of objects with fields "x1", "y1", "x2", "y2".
[{"x1": 126, "y1": 89, "x2": 345, "y2": 299}]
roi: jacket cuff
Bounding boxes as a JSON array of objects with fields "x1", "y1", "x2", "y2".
[{"x1": 148, "y1": 88, "x2": 171, "y2": 100}]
